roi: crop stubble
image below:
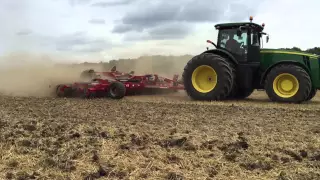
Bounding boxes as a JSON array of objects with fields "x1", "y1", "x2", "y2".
[{"x1": 0, "y1": 91, "x2": 319, "y2": 180}]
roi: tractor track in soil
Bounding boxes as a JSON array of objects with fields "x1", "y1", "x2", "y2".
[{"x1": 0, "y1": 91, "x2": 319, "y2": 180}]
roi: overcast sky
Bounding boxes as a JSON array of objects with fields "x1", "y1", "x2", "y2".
[{"x1": 0, "y1": 0, "x2": 319, "y2": 62}]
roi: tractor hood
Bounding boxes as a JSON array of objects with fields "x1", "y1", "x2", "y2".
[{"x1": 260, "y1": 48, "x2": 319, "y2": 58}]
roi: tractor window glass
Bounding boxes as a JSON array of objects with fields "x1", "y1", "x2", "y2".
[
  {"x1": 218, "y1": 30, "x2": 231, "y2": 48},
  {"x1": 218, "y1": 29, "x2": 248, "y2": 55},
  {"x1": 233, "y1": 33, "x2": 247, "y2": 46},
  {"x1": 251, "y1": 31, "x2": 260, "y2": 46},
  {"x1": 218, "y1": 29, "x2": 247, "y2": 47}
]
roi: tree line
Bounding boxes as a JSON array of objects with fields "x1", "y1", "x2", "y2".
[{"x1": 279, "y1": 47, "x2": 320, "y2": 55}]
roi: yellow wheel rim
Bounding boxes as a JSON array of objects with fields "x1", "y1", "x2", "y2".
[
  {"x1": 273, "y1": 73, "x2": 299, "y2": 98},
  {"x1": 191, "y1": 65, "x2": 217, "y2": 93}
]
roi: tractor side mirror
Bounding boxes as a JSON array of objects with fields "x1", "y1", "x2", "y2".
[{"x1": 266, "y1": 35, "x2": 269, "y2": 43}]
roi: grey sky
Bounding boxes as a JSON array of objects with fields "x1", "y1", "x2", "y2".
[{"x1": 0, "y1": 0, "x2": 319, "y2": 61}]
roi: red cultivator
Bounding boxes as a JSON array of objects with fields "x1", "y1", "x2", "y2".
[
  {"x1": 55, "y1": 66, "x2": 184, "y2": 98},
  {"x1": 55, "y1": 80, "x2": 126, "y2": 99},
  {"x1": 79, "y1": 66, "x2": 184, "y2": 95}
]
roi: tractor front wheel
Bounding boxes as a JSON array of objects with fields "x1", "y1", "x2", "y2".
[
  {"x1": 264, "y1": 64, "x2": 311, "y2": 103},
  {"x1": 182, "y1": 53, "x2": 234, "y2": 101},
  {"x1": 107, "y1": 81, "x2": 126, "y2": 99}
]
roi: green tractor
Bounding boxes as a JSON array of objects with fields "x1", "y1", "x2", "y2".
[{"x1": 183, "y1": 16, "x2": 319, "y2": 103}]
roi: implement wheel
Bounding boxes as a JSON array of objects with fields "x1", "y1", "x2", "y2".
[{"x1": 107, "y1": 81, "x2": 126, "y2": 99}]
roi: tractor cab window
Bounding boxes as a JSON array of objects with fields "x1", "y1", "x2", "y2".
[
  {"x1": 251, "y1": 31, "x2": 260, "y2": 47},
  {"x1": 218, "y1": 29, "x2": 248, "y2": 55}
]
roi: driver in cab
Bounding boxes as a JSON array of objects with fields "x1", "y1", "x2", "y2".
[{"x1": 225, "y1": 31, "x2": 240, "y2": 53}]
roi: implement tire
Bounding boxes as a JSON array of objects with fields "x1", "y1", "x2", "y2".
[{"x1": 107, "y1": 81, "x2": 126, "y2": 99}]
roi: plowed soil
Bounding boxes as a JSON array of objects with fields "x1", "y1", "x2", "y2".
[{"x1": 0, "y1": 91, "x2": 319, "y2": 180}]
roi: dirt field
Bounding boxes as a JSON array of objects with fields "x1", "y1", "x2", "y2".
[{"x1": 0, "y1": 91, "x2": 319, "y2": 180}]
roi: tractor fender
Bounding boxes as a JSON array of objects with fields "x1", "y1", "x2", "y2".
[
  {"x1": 201, "y1": 49, "x2": 238, "y2": 65},
  {"x1": 260, "y1": 60, "x2": 310, "y2": 86}
]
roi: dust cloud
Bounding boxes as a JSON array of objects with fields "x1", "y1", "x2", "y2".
[
  {"x1": 0, "y1": 53, "x2": 192, "y2": 97},
  {"x1": 109, "y1": 55, "x2": 192, "y2": 80},
  {"x1": 0, "y1": 53, "x2": 102, "y2": 97}
]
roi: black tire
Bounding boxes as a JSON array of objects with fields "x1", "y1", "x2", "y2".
[
  {"x1": 226, "y1": 61, "x2": 238, "y2": 99},
  {"x1": 89, "y1": 91, "x2": 97, "y2": 98},
  {"x1": 234, "y1": 88, "x2": 254, "y2": 99},
  {"x1": 64, "y1": 87, "x2": 73, "y2": 97},
  {"x1": 107, "y1": 81, "x2": 126, "y2": 99},
  {"x1": 306, "y1": 88, "x2": 317, "y2": 101},
  {"x1": 182, "y1": 53, "x2": 234, "y2": 100},
  {"x1": 264, "y1": 64, "x2": 311, "y2": 103},
  {"x1": 225, "y1": 61, "x2": 254, "y2": 100},
  {"x1": 56, "y1": 85, "x2": 64, "y2": 97},
  {"x1": 79, "y1": 88, "x2": 90, "y2": 99},
  {"x1": 228, "y1": 82, "x2": 254, "y2": 99},
  {"x1": 56, "y1": 85, "x2": 73, "y2": 97}
]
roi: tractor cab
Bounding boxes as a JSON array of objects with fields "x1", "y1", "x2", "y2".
[{"x1": 208, "y1": 16, "x2": 269, "y2": 63}]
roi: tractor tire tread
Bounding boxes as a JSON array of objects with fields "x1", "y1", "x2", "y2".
[
  {"x1": 306, "y1": 88, "x2": 317, "y2": 101},
  {"x1": 225, "y1": 59, "x2": 237, "y2": 98}
]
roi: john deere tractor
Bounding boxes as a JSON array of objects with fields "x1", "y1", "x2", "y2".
[{"x1": 183, "y1": 16, "x2": 319, "y2": 103}]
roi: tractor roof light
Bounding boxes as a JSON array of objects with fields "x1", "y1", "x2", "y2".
[{"x1": 249, "y1": 16, "x2": 253, "y2": 22}]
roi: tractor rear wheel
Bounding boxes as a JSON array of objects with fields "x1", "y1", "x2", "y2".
[
  {"x1": 226, "y1": 65, "x2": 254, "y2": 100},
  {"x1": 306, "y1": 88, "x2": 317, "y2": 101},
  {"x1": 228, "y1": 83, "x2": 254, "y2": 99},
  {"x1": 264, "y1": 64, "x2": 311, "y2": 103},
  {"x1": 182, "y1": 53, "x2": 234, "y2": 100},
  {"x1": 235, "y1": 88, "x2": 254, "y2": 99},
  {"x1": 107, "y1": 81, "x2": 126, "y2": 99}
]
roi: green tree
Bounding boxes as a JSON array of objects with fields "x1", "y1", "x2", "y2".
[{"x1": 305, "y1": 47, "x2": 320, "y2": 55}]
